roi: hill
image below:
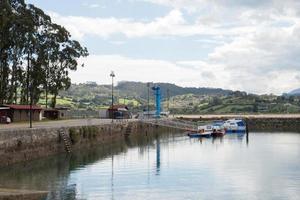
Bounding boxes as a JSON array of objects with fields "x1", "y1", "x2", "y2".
[
  {"x1": 288, "y1": 88, "x2": 300, "y2": 96},
  {"x1": 115, "y1": 81, "x2": 232, "y2": 99},
  {"x1": 48, "y1": 81, "x2": 300, "y2": 114},
  {"x1": 55, "y1": 81, "x2": 232, "y2": 109}
]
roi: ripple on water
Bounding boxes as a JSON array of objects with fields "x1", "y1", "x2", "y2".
[{"x1": 0, "y1": 132, "x2": 300, "y2": 200}]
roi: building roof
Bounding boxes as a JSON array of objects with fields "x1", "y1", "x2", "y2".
[
  {"x1": 3, "y1": 104, "x2": 43, "y2": 110},
  {"x1": 108, "y1": 105, "x2": 129, "y2": 110}
]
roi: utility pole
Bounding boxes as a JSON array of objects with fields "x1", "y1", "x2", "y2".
[
  {"x1": 28, "y1": 46, "x2": 33, "y2": 128},
  {"x1": 110, "y1": 71, "x2": 115, "y2": 122},
  {"x1": 147, "y1": 82, "x2": 150, "y2": 118},
  {"x1": 167, "y1": 88, "x2": 170, "y2": 112},
  {"x1": 29, "y1": 83, "x2": 33, "y2": 128}
]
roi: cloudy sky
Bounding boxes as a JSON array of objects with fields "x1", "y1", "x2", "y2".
[{"x1": 26, "y1": 0, "x2": 300, "y2": 94}]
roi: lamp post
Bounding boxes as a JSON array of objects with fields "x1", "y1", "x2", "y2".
[
  {"x1": 167, "y1": 88, "x2": 170, "y2": 112},
  {"x1": 29, "y1": 83, "x2": 33, "y2": 128},
  {"x1": 110, "y1": 71, "x2": 115, "y2": 121},
  {"x1": 147, "y1": 82, "x2": 150, "y2": 119}
]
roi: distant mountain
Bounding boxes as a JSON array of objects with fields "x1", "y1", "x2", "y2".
[
  {"x1": 58, "y1": 81, "x2": 233, "y2": 108},
  {"x1": 55, "y1": 81, "x2": 300, "y2": 114},
  {"x1": 116, "y1": 81, "x2": 232, "y2": 99},
  {"x1": 288, "y1": 88, "x2": 300, "y2": 96}
]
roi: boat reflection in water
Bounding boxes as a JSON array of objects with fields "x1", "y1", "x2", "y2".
[{"x1": 0, "y1": 130, "x2": 300, "y2": 200}]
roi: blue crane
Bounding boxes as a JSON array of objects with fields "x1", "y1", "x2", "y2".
[{"x1": 152, "y1": 86, "x2": 161, "y2": 118}]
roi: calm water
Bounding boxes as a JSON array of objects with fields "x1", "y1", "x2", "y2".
[{"x1": 0, "y1": 132, "x2": 300, "y2": 200}]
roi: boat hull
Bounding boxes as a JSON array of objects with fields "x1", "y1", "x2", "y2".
[
  {"x1": 211, "y1": 131, "x2": 225, "y2": 137},
  {"x1": 187, "y1": 133, "x2": 211, "y2": 138},
  {"x1": 225, "y1": 129, "x2": 246, "y2": 134}
]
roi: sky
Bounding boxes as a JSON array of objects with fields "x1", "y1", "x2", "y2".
[{"x1": 25, "y1": 0, "x2": 300, "y2": 95}]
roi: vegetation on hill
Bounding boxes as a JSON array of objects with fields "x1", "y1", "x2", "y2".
[
  {"x1": 53, "y1": 82, "x2": 300, "y2": 114},
  {"x1": 287, "y1": 88, "x2": 300, "y2": 96},
  {"x1": 168, "y1": 92, "x2": 300, "y2": 114}
]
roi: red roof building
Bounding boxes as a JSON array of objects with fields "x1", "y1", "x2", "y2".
[
  {"x1": 5, "y1": 104, "x2": 43, "y2": 110},
  {"x1": 0, "y1": 104, "x2": 43, "y2": 122}
]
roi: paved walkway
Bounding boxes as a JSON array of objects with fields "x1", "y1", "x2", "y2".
[
  {"x1": 0, "y1": 119, "x2": 138, "y2": 131},
  {"x1": 0, "y1": 188, "x2": 48, "y2": 200}
]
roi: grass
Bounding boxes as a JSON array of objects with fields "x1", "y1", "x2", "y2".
[
  {"x1": 38, "y1": 96, "x2": 74, "y2": 108},
  {"x1": 118, "y1": 98, "x2": 141, "y2": 106}
]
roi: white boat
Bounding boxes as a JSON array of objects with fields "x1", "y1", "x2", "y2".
[{"x1": 223, "y1": 119, "x2": 246, "y2": 133}]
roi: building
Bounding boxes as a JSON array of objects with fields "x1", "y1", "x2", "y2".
[
  {"x1": 86, "y1": 81, "x2": 97, "y2": 86},
  {"x1": 0, "y1": 105, "x2": 43, "y2": 122},
  {"x1": 43, "y1": 108, "x2": 59, "y2": 120},
  {"x1": 43, "y1": 107, "x2": 69, "y2": 120},
  {"x1": 98, "y1": 109, "x2": 108, "y2": 119},
  {"x1": 107, "y1": 105, "x2": 131, "y2": 119}
]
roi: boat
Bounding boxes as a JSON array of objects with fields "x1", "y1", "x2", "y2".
[
  {"x1": 210, "y1": 121, "x2": 226, "y2": 137},
  {"x1": 187, "y1": 124, "x2": 225, "y2": 138},
  {"x1": 223, "y1": 119, "x2": 246, "y2": 134},
  {"x1": 211, "y1": 129, "x2": 226, "y2": 137},
  {"x1": 187, "y1": 132, "x2": 212, "y2": 138}
]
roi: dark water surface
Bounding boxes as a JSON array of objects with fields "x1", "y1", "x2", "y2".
[{"x1": 0, "y1": 132, "x2": 300, "y2": 200}]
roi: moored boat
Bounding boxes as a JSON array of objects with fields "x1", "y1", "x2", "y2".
[
  {"x1": 223, "y1": 119, "x2": 246, "y2": 134},
  {"x1": 211, "y1": 129, "x2": 226, "y2": 137},
  {"x1": 187, "y1": 132, "x2": 212, "y2": 138},
  {"x1": 187, "y1": 124, "x2": 225, "y2": 138}
]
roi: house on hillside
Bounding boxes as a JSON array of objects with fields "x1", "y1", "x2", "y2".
[{"x1": 0, "y1": 105, "x2": 43, "y2": 122}]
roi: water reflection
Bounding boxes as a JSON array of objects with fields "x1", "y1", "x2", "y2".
[
  {"x1": 156, "y1": 135, "x2": 161, "y2": 175},
  {"x1": 0, "y1": 131, "x2": 299, "y2": 200}
]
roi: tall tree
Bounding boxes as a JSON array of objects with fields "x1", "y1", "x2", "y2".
[{"x1": 0, "y1": 0, "x2": 88, "y2": 106}]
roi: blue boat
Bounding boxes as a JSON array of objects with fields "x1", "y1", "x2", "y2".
[
  {"x1": 187, "y1": 132, "x2": 212, "y2": 138},
  {"x1": 223, "y1": 119, "x2": 246, "y2": 134},
  {"x1": 187, "y1": 124, "x2": 225, "y2": 138}
]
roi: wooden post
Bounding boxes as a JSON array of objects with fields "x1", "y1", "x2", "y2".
[{"x1": 245, "y1": 118, "x2": 249, "y2": 145}]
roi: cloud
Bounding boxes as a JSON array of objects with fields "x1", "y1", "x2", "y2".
[
  {"x1": 48, "y1": 10, "x2": 240, "y2": 40},
  {"x1": 48, "y1": 0, "x2": 300, "y2": 94},
  {"x1": 72, "y1": 53, "x2": 300, "y2": 94},
  {"x1": 72, "y1": 54, "x2": 228, "y2": 89},
  {"x1": 141, "y1": 0, "x2": 300, "y2": 13}
]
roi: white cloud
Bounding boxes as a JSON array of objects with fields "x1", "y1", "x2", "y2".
[
  {"x1": 72, "y1": 55, "x2": 228, "y2": 89},
  {"x1": 72, "y1": 54, "x2": 300, "y2": 94},
  {"x1": 48, "y1": 10, "x2": 237, "y2": 40},
  {"x1": 49, "y1": 0, "x2": 300, "y2": 94}
]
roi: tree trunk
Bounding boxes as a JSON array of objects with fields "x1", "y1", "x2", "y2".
[{"x1": 51, "y1": 93, "x2": 57, "y2": 108}]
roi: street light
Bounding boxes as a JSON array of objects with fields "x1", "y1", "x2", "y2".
[
  {"x1": 29, "y1": 83, "x2": 33, "y2": 128},
  {"x1": 147, "y1": 82, "x2": 150, "y2": 119},
  {"x1": 110, "y1": 71, "x2": 115, "y2": 121}
]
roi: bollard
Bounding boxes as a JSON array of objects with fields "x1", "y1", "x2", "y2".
[{"x1": 245, "y1": 118, "x2": 249, "y2": 145}]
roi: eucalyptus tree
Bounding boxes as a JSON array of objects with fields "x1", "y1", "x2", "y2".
[
  {"x1": 0, "y1": 0, "x2": 88, "y2": 106},
  {"x1": 48, "y1": 27, "x2": 88, "y2": 108},
  {"x1": 0, "y1": 0, "x2": 13, "y2": 104}
]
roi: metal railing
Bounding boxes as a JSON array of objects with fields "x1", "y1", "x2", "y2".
[{"x1": 141, "y1": 118, "x2": 198, "y2": 131}]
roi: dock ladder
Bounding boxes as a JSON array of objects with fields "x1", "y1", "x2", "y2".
[{"x1": 59, "y1": 128, "x2": 72, "y2": 153}]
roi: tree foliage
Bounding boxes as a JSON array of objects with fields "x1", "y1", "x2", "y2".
[{"x1": 0, "y1": 0, "x2": 88, "y2": 107}]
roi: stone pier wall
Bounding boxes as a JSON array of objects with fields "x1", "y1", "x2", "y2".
[
  {"x1": 178, "y1": 116, "x2": 300, "y2": 132},
  {"x1": 0, "y1": 121, "x2": 171, "y2": 167},
  {"x1": 246, "y1": 118, "x2": 300, "y2": 132}
]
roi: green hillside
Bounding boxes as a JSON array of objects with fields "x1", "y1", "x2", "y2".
[{"x1": 50, "y1": 81, "x2": 300, "y2": 114}]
